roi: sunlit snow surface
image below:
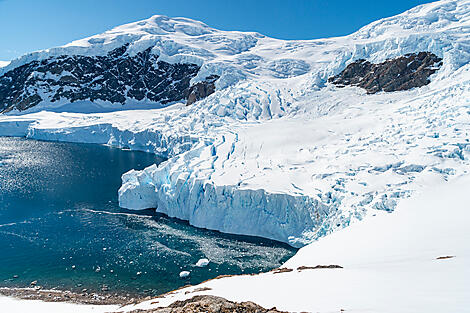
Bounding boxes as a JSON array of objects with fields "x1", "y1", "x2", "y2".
[{"x1": 0, "y1": 0, "x2": 470, "y2": 247}]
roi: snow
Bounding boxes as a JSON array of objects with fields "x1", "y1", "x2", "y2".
[
  {"x1": 1, "y1": 0, "x2": 470, "y2": 247},
  {"x1": 0, "y1": 61, "x2": 9, "y2": 68},
  {"x1": 0, "y1": 296, "x2": 118, "y2": 313},
  {"x1": 119, "y1": 174, "x2": 470, "y2": 313}
]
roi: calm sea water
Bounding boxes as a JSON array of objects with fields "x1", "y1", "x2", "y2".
[{"x1": 0, "y1": 137, "x2": 296, "y2": 296}]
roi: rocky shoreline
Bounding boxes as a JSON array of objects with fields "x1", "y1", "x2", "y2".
[
  {"x1": 0, "y1": 286, "x2": 139, "y2": 306},
  {"x1": 0, "y1": 287, "x2": 290, "y2": 312}
]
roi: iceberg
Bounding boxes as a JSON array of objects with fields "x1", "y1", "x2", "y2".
[{"x1": 195, "y1": 259, "x2": 210, "y2": 268}]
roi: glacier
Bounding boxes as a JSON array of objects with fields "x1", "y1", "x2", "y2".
[{"x1": 0, "y1": 0, "x2": 470, "y2": 247}]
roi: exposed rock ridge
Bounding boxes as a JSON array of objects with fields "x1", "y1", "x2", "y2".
[
  {"x1": 328, "y1": 51, "x2": 442, "y2": 94},
  {"x1": 186, "y1": 74, "x2": 219, "y2": 105},
  {"x1": 0, "y1": 45, "x2": 218, "y2": 112},
  {"x1": 128, "y1": 295, "x2": 288, "y2": 313}
]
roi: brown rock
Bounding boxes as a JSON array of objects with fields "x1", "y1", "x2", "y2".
[
  {"x1": 271, "y1": 268, "x2": 293, "y2": 274},
  {"x1": 128, "y1": 295, "x2": 289, "y2": 313},
  {"x1": 328, "y1": 51, "x2": 442, "y2": 94},
  {"x1": 186, "y1": 75, "x2": 219, "y2": 105},
  {"x1": 297, "y1": 265, "x2": 343, "y2": 271}
]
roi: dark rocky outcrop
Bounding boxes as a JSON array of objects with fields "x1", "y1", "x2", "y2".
[
  {"x1": 186, "y1": 74, "x2": 219, "y2": 106},
  {"x1": 0, "y1": 45, "x2": 218, "y2": 112},
  {"x1": 328, "y1": 52, "x2": 442, "y2": 94},
  {"x1": 128, "y1": 295, "x2": 288, "y2": 313}
]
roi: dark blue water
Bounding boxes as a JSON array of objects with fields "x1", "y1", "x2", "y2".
[{"x1": 0, "y1": 137, "x2": 296, "y2": 296}]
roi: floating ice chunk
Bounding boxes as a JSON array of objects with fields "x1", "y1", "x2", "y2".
[
  {"x1": 179, "y1": 271, "x2": 190, "y2": 278},
  {"x1": 119, "y1": 167, "x2": 158, "y2": 210},
  {"x1": 195, "y1": 258, "x2": 210, "y2": 267}
]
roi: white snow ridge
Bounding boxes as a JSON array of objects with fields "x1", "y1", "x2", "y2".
[{"x1": 0, "y1": 1, "x2": 470, "y2": 311}]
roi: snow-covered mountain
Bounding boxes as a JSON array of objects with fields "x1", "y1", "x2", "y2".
[
  {"x1": 0, "y1": 0, "x2": 469, "y2": 248},
  {"x1": 1, "y1": 0, "x2": 467, "y2": 113}
]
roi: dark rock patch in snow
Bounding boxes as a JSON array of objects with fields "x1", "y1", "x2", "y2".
[
  {"x1": 297, "y1": 265, "x2": 343, "y2": 271},
  {"x1": 186, "y1": 74, "x2": 219, "y2": 105},
  {"x1": 0, "y1": 45, "x2": 218, "y2": 113},
  {"x1": 436, "y1": 255, "x2": 455, "y2": 260},
  {"x1": 271, "y1": 268, "x2": 293, "y2": 274},
  {"x1": 328, "y1": 52, "x2": 442, "y2": 94}
]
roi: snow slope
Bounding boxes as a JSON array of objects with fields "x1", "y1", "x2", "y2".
[
  {"x1": 119, "y1": 171, "x2": 470, "y2": 313},
  {"x1": 0, "y1": 61, "x2": 9, "y2": 68},
  {"x1": 0, "y1": 0, "x2": 470, "y2": 247}
]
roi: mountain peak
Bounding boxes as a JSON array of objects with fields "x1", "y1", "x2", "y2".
[{"x1": 97, "y1": 14, "x2": 216, "y2": 39}]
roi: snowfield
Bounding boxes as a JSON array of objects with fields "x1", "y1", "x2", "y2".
[{"x1": 0, "y1": 0, "x2": 469, "y2": 311}]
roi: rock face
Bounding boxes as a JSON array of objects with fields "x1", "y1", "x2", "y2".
[
  {"x1": 128, "y1": 295, "x2": 288, "y2": 313},
  {"x1": 0, "y1": 45, "x2": 218, "y2": 112},
  {"x1": 186, "y1": 75, "x2": 219, "y2": 106},
  {"x1": 328, "y1": 52, "x2": 442, "y2": 94}
]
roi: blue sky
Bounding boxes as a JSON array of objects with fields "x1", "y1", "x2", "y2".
[{"x1": 0, "y1": 0, "x2": 435, "y2": 61}]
